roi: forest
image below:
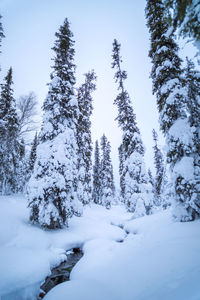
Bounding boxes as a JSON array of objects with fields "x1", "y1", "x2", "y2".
[{"x1": 0, "y1": 0, "x2": 200, "y2": 299}]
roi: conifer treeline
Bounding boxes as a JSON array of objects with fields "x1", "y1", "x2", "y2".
[
  {"x1": 145, "y1": 0, "x2": 200, "y2": 221},
  {"x1": 0, "y1": 17, "x2": 116, "y2": 229},
  {"x1": 0, "y1": 18, "x2": 37, "y2": 194},
  {"x1": 93, "y1": 134, "x2": 115, "y2": 209}
]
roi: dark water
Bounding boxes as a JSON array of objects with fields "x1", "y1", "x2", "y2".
[{"x1": 38, "y1": 248, "x2": 83, "y2": 299}]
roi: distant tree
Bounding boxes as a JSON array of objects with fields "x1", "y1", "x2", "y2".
[
  {"x1": 152, "y1": 129, "x2": 167, "y2": 206},
  {"x1": 29, "y1": 132, "x2": 38, "y2": 174},
  {"x1": 0, "y1": 15, "x2": 4, "y2": 44},
  {"x1": 0, "y1": 68, "x2": 19, "y2": 194},
  {"x1": 146, "y1": 0, "x2": 198, "y2": 221},
  {"x1": 17, "y1": 92, "x2": 38, "y2": 141},
  {"x1": 77, "y1": 70, "x2": 96, "y2": 205},
  {"x1": 100, "y1": 134, "x2": 115, "y2": 209},
  {"x1": 27, "y1": 19, "x2": 82, "y2": 229},
  {"x1": 0, "y1": 15, "x2": 5, "y2": 70},
  {"x1": 112, "y1": 39, "x2": 152, "y2": 217},
  {"x1": 17, "y1": 138, "x2": 27, "y2": 193},
  {"x1": 148, "y1": 168, "x2": 154, "y2": 189},
  {"x1": 92, "y1": 140, "x2": 101, "y2": 205},
  {"x1": 118, "y1": 143, "x2": 125, "y2": 202}
]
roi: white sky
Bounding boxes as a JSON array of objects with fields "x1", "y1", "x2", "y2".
[{"x1": 0, "y1": 0, "x2": 198, "y2": 187}]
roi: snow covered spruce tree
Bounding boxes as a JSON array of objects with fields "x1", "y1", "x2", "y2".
[
  {"x1": 0, "y1": 68, "x2": 20, "y2": 194},
  {"x1": 118, "y1": 143, "x2": 125, "y2": 202},
  {"x1": 17, "y1": 138, "x2": 27, "y2": 193},
  {"x1": 146, "y1": 0, "x2": 199, "y2": 221},
  {"x1": 92, "y1": 140, "x2": 101, "y2": 204},
  {"x1": 148, "y1": 168, "x2": 154, "y2": 190},
  {"x1": 27, "y1": 19, "x2": 82, "y2": 229},
  {"x1": 100, "y1": 134, "x2": 115, "y2": 209},
  {"x1": 77, "y1": 70, "x2": 96, "y2": 205},
  {"x1": 26, "y1": 132, "x2": 38, "y2": 184},
  {"x1": 29, "y1": 132, "x2": 38, "y2": 174},
  {"x1": 112, "y1": 39, "x2": 152, "y2": 217},
  {"x1": 152, "y1": 129, "x2": 167, "y2": 207},
  {"x1": 184, "y1": 58, "x2": 200, "y2": 216}
]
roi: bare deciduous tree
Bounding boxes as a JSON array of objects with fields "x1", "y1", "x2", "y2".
[{"x1": 17, "y1": 92, "x2": 38, "y2": 140}]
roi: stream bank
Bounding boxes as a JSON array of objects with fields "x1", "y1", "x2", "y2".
[{"x1": 38, "y1": 248, "x2": 83, "y2": 299}]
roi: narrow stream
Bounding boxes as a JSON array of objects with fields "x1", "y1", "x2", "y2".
[
  {"x1": 38, "y1": 247, "x2": 83, "y2": 299},
  {"x1": 38, "y1": 223, "x2": 129, "y2": 299}
]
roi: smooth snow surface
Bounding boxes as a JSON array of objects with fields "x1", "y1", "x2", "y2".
[{"x1": 0, "y1": 195, "x2": 200, "y2": 300}]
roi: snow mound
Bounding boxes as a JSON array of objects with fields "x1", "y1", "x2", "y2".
[
  {"x1": 44, "y1": 279, "x2": 119, "y2": 300},
  {"x1": 1, "y1": 195, "x2": 200, "y2": 300}
]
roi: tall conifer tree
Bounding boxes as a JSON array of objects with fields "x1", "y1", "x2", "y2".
[
  {"x1": 0, "y1": 68, "x2": 19, "y2": 194},
  {"x1": 29, "y1": 132, "x2": 38, "y2": 173},
  {"x1": 152, "y1": 129, "x2": 167, "y2": 206},
  {"x1": 148, "y1": 168, "x2": 154, "y2": 190},
  {"x1": 112, "y1": 39, "x2": 152, "y2": 217},
  {"x1": 17, "y1": 138, "x2": 27, "y2": 193},
  {"x1": 92, "y1": 140, "x2": 101, "y2": 204},
  {"x1": 100, "y1": 134, "x2": 115, "y2": 209},
  {"x1": 77, "y1": 70, "x2": 96, "y2": 205},
  {"x1": 27, "y1": 19, "x2": 82, "y2": 229},
  {"x1": 118, "y1": 144, "x2": 125, "y2": 201},
  {"x1": 146, "y1": 0, "x2": 199, "y2": 220},
  {"x1": 184, "y1": 58, "x2": 200, "y2": 216}
]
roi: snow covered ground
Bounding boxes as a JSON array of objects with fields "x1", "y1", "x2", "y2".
[{"x1": 0, "y1": 195, "x2": 200, "y2": 300}]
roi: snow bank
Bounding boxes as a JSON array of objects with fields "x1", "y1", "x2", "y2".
[
  {"x1": 46, "y1": 210, "x2": 200, "y2": 300},
  {"x1": 0, "y1": 196, "x2": 126, "y2": 299},
  {"x1": 0, "y1": 195, "x2": 200, "y2": 300},
  {"x1": 0, "y1": 196, "x2": 67, "y2": 297},
  {"x1": 42, "y1": 279, "x2": 117, "y2": 300}
]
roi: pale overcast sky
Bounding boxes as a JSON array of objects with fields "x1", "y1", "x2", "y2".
[{"x1": 0, "y1": 0, "x2": 197, "y2": 186}]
